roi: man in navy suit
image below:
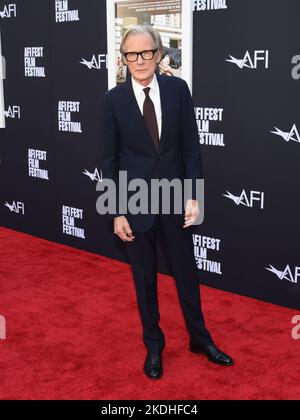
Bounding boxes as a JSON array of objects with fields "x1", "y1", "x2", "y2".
[{"x1": 100, "y1": 25, "x2": 233, "y2": 379}]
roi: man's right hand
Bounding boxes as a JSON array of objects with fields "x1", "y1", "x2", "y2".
[{"x1": 114, "y1": 216, "x2": 135, "y2": 242}]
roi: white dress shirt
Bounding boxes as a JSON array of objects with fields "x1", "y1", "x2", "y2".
[{"x1": 131, "y1": 72, "x2": 162, "y2": 140}]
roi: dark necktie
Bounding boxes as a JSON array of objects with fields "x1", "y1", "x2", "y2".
[{"x1": 143, "y1": 87, "x2": 159, "y2": 152}]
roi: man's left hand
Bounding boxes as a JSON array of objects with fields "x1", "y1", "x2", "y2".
[{"x1": 183, "y1": 199, "x2": 200, "y2": 228}]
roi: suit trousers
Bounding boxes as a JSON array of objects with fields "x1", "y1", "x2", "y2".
[{"x1": 125, "y1": 213, "x2": 214, "y2": 354}]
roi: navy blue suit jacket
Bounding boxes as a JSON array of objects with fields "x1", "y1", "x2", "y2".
[{"x1": 100, "y1": 73, "x2": 203, "y2": 232}]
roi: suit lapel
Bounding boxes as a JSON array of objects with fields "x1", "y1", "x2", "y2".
[
  {"x1": 122, "y1": 73, "x2": 170, "y2": 155},
  {"x1": 156, "y1": 73, "x2": 170, "y2": 154}
]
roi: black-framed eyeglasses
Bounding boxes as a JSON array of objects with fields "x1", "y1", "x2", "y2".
[{"x1": 123, "y1": 49, "x2": 158, "y2": 62}]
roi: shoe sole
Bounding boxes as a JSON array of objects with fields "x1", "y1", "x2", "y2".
[
  {"x1": 189, "y1": 347, "x2": 234, "y2": 366},
  {"x1": 143, "y1": 369, "x2": 164, "y2": 380}
]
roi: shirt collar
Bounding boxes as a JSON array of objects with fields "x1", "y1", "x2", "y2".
[{"x1": 131, "y1": 72, "x2": 158, "y2": 97}]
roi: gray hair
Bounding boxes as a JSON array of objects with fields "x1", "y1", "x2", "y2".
[{"x1": 120, "y1": 25, "x2": 163, "y2": 57}]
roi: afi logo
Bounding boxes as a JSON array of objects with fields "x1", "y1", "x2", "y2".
[
  {"x1": 0, "y1": 4, "x2": 17, "y2": 18},
  {"x1": 83, "y1": 168, "x2": 102, "y2": 182},
  {"x1": 4, "y1": 105, "x2": 21, "y2": 119},
  {"x1": 223, "y1": 190, "x2": 264, "y2": 209},
  {"x1": 4, "y1": 201, "x2": 25, "y2": 215},
  {"x1": 80, "y1": 54, "x2": 107, "y2": 70},
  {"x1": 291, "y1": 55, "x2": 300, "y2": 80},
  {"x1": 266, "y1": 264, "x2": 300, "y2": 284},
  {"x1": 292, "y1": 316, "x2": 300, "y2": 340},
  {"x1": 271, "y1": 124, "x2": 300, "y2": 143},
  {"x1": 226, "y1": 50, "x2": 269, "y2": 69}
]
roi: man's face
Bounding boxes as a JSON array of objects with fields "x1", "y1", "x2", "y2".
[{"x1": 123, "y1": 32, "x2": 161, "y2": 86}]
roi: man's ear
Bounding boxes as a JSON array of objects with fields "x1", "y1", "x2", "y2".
[
  {"x1": 121, "y1": 55, "x2": 127, "y2": 66},
  {"x1": 156, "y1": 50, "x2": 162, "y2": 64}
]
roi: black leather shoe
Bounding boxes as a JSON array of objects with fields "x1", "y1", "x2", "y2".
[
  {"x1": 143, "y1": 351, "x2": 163, "y2": 379},
  {"x1": 190, "y1": 344, "x2": 234, "y2": 366}
]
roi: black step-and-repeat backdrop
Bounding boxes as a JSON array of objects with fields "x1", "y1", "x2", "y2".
[{"x1": 0, "y1": 1, "x2": 299, "y2": 309}]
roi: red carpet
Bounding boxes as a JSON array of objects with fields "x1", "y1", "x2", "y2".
[{"x1": 0, "y1": 226, "x2": 299, "y2": 400}]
